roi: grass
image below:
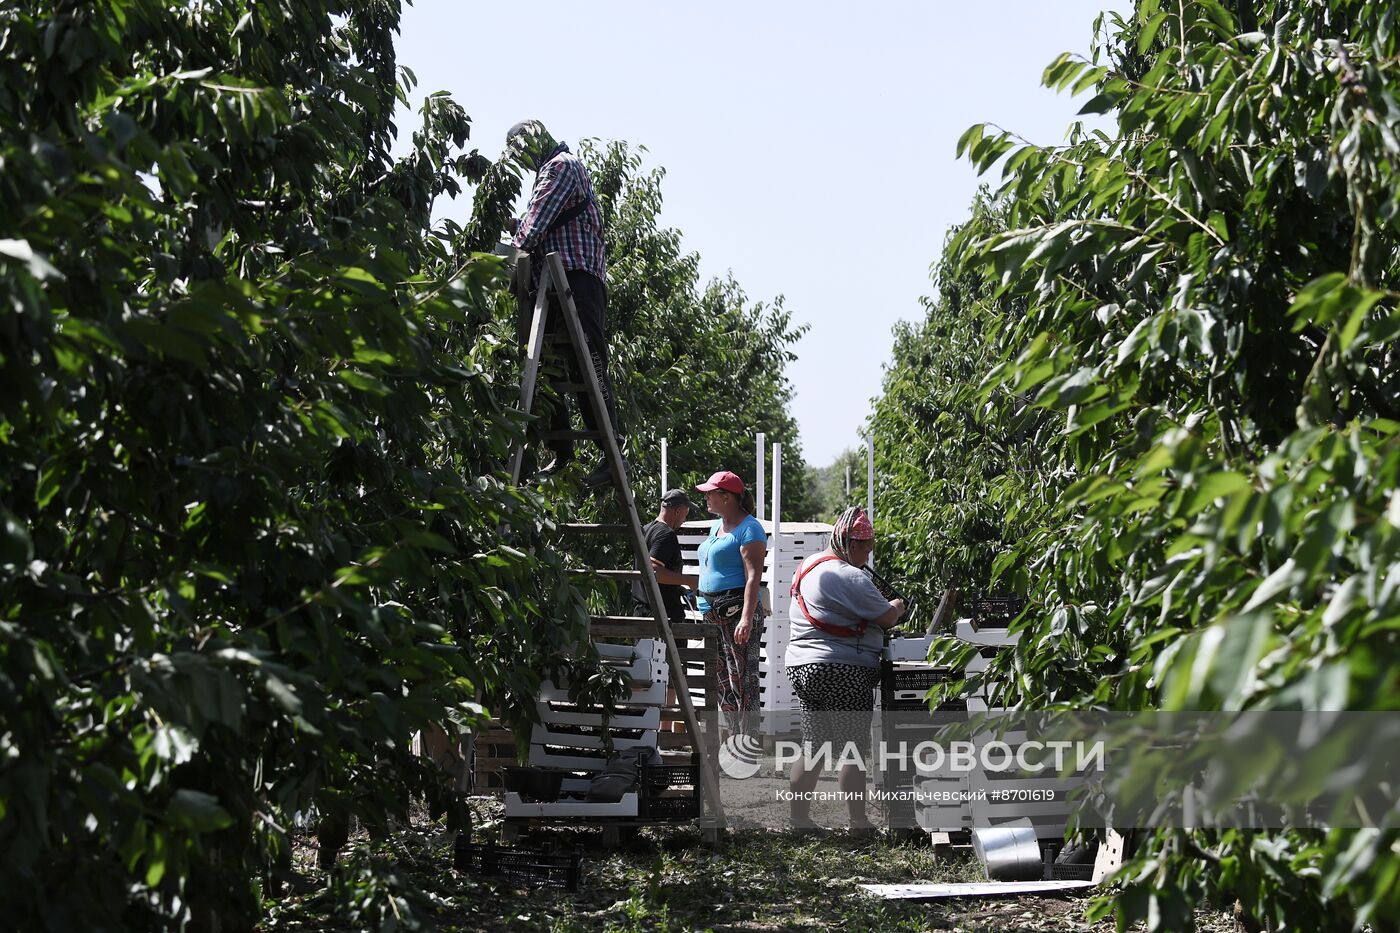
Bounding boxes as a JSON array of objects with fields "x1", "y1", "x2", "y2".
[{"x1": 258, "y1": 802, "x2": 1245, "y2": 932}]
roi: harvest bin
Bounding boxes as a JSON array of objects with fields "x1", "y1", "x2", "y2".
[
  {"x1": 638, "y1": 758, "x2": 701, "y2": 820},
  {"x1": 453, "y1": 840, "x2": 582, "y2": 891}
]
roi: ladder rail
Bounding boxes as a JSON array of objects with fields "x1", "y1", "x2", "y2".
[{"x1": 508, "y1": 281, "x2": 555, "y2": 486}]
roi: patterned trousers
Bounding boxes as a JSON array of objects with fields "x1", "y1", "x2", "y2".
[{"x1": 706, "y1": 606, "x2": 765, "y2": 736}]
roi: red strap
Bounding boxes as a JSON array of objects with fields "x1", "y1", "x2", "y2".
[{"x1": 790, "y1": 554, "x2": 868, "y2": 638}]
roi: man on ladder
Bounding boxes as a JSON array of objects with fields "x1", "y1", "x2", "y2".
[{"x1": 505, "y1": 119, "x2": 624, "y2": 489}]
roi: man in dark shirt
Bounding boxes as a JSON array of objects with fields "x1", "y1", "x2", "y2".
[{"x1": 632, "y1": 489, "x2": 699, "y2": 625}]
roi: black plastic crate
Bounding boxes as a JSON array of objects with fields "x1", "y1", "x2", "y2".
[
  {"x1": 454, "y1": 841, "x2": 581, "y2": 891},
  {"x1": 642, "y1": 761, "x2": 699, "y2": 790},
  {"x1": 881, "y1": 666, "x2": 957, "y2": 711},
  {"x1": 966, "y1": 596, "x2": 1026, "y2": 630},
  {"x1": 882, "y1": 697, "x2": 969, "y2": 712},
  {"x1": 639, "y1": 759, "x2": 700, "y2": 820},
  {"x1": 639, "y1": 793, "x2": 701, "y2": 820},
  {"x1": 888, "y1": 668, "x2": 950, "y2": 691},
  {"x1": 1051, "y1": 861, "x2": 1095, "y2": 881}
]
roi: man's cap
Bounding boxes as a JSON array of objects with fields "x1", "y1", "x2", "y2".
[
  {"x1": 661, "y1": 489, "x2": 694, "y2": 509},
  {"x1": 696, "y1": 470, "x2": 745, "y2": 494},
  {"x1": 506, "y1": 119, "x2": 543, "y2": 143}
]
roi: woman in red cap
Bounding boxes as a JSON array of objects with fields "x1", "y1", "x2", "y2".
[{"x1": 694, "y1": 470, "x2": 767, "y2": 736}]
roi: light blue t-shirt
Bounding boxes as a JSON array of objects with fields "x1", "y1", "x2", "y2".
[{"x1": 696, "y1": 515, "x2": 766, "y2": 611}]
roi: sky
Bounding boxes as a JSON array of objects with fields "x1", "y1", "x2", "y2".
[{"x1": 391, "y1": 0, "x2": 1130, "y2": 467}]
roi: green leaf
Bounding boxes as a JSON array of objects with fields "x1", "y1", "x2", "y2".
[
  {"x1": 1243, "y1": 558, "x2": 1303, "y2": 611},
  {"x1": 1, "y1": 506, "x2": 34, "y2": 571},
  {"x1": 166, "y1": 789, "x2": 235, "y2": 833},
  {"x1": 0, "y1": 237, "x2": 62, "y2": 280},
  {"x1": 1138, "y1": 12, "x2": 1170, "y2": 54},
  {"x1": 1183, "y1": 470, "x2": 1250, "y2": 514},
  {"x1": 338, "y1": 370, "x2": 392, "y2": 395}
]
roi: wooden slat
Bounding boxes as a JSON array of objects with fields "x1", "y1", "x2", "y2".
[
  {"x1": 541, "y1": 429, "x2": 603, "y2": 442},
  {"x1": 590, "y1": 621, "x2": 658, "y2": 638},
  {"x1": 658, "y1": 731, "x2": 707, "y2": 749},
  {"x1": 669, "y1": 623, "x2": 718, "y2": 639},
  {"x1": 678, "y1": 647, "x2": 718, "y2": 663},
  {"x1": 561, "y1": 522, "x2": 628, "y2": 535},
  {"x1": 568, "y1": 568, "x2": 643, "y2": 581}
]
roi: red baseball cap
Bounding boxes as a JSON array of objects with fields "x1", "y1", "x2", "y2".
[{"x1": 696, "y1": 470, "x2": 745, "y2": 494}]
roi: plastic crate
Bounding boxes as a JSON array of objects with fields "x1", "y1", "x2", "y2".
[
  {"x1": 643, "y1": 761, "x2": 699, "y2": 790},
  {"x1": 882, "y1": 697, "x2": 969, "y2": 712},
  {"x1": 454, "y1": 841, "x2": 582, "y2": 891},
  {"x1": 639, "y1": 793, "x2": 701, "y2": 820},
  {"x1": 966, "y1": 596, "x2": 1026, "y2": 630},
  {"x1": 890, "y1": 668, "x2": 948, "y2": 690},
  {"x1": 1051, "y1": 861, "x2": 1095, "y2": 881},
  {"x1": 639, "y1": 759, "x2": 700, "y2": 820},
  {"x1": 881, "y1": 665, "x2": 957, "y2": 711}
]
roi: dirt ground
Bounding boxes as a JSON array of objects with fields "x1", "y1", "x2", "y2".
[{"x1": 260, "y1": 801, "x2": 1247, "y2": 932}]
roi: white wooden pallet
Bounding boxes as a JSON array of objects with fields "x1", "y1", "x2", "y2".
[
  {"x1": 503, "y1": 787, "x2": 639, "y2": 819},
  {"x1": 535, "y1": 700, "x2": 662, "y2": 731},
  {"x1": 539, "y1": 678, "x2": 669, "y2": 708},
  {"x1": 530, "y1": 725, "x2": 658, "y2": 752}
]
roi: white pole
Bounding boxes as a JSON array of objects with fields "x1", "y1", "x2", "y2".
[
  {"x1": 755, "y1": 433, "x2": 766, "y2": 522},
  {"x1": 845, "y1": 462, "x2": 851, "y2": 498},
  {"x1": 772, "y1": 442, "x2": 782, "y2": 606},
  {"x1": 866, "y1": 435, "x2": 875, "y2": 569},
  {"x1": 661, "y1": 437, "x2": 668, "y2": 495},
  {"x1": 773, "y1": 442, "x2": 783, "y2": 532}
]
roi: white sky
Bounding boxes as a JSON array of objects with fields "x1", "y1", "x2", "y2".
[{"x1": 392, "y1": 0, "x2": 1129, "y2": 466}]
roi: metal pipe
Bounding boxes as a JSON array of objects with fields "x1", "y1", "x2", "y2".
[
  {"x1": 866, "y1": 435, "x2": 875, "y2": 569},
  {"x1": 972, "y1": 821, "x2": 1044, "y2": 881},
  {"x1": 661, "y1": 437, "x2": 668, "y2": 495}
]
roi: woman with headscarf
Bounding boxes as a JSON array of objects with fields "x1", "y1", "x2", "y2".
[
  {"x1": 784, "y1": 506, "x2": 905, "y2": 830},
  {"x1": 694, "y1": 470, "x2": 767, "y2": 737}
]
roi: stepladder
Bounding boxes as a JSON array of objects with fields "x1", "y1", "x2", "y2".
[{"x1": 508, "y1": 251, "x2": 726, "y2": 838}]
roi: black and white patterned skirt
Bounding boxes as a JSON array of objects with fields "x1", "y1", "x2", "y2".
[{"x1": 786, "y1": 662, "x2": 880, "y2": 758}]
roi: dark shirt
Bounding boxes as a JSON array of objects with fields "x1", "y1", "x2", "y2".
[{"x1": 632, "y1": 520, "x2": 686, "y2": 625}]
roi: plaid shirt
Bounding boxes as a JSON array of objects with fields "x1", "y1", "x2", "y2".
[{"x1": 511, "y1": 143, "x2": 606, "y2": 285}]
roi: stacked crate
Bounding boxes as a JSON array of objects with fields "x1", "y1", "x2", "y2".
[
  {"x1": 878, "y1": 635, "x2": 970, "y2": 830},
  {"x1": 899, "y1": 598, "x2": 1084, "y2": 840},
  {"x1": 674, "y1": 520, "x2": 831, "y2": 734},
  {"x1": 503, "y1": 639, "x2": 669, "y2": 820}
]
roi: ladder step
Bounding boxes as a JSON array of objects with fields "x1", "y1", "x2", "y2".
[
  {"x1": 658, "y1": 731, "x2": 709, "y2": 749},
  {"x1": 561, "y1": 523, "x2": 628, "y2": 535},
  {"x1": 591, "y1": 620, "x2": 658, "y2": 638},
  {"x1": 542, "y1": 430, "x2": 604, "y2": 442},
  {"x1": 591, "y1": 615, "x2": 656, "y2": 625},
  {"x1": 669, "y1": 623, "x2": 718, "y2": 639},
  {"x1": 677, "y1": 647, "x2": 719, "y2": 663}
]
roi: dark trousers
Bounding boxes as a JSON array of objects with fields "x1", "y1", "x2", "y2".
[{"x1": 535, "y1": 269, "x2": 620, "y2": 458}]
